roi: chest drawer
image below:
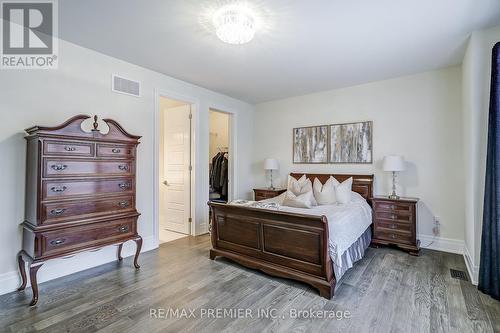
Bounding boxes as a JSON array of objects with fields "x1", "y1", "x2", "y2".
[
  {"x1": 374, "y1": 201, "x2": 413, "y2": 213},
  {"x1": 96, "y1": 144, "x2": 135, "y2": 158},
  {"x1": 39, "y1": 217, "x2": 136, "y2": 257},
  {"x1": 375, "y1": 211, "x2": 412, "y2": 224},
  {"x1": 374, "y1": 228, "x2": 414, "y2": 245},
  {"x1": 43, "y1": 159, "x2": 133, "y2": 178},
  {"x1": 374, "y1": 220, "x2": 412, "y2": 232},
  {"x1": 41, "y1": 195, "x2": 134, "y2": 225},
  {"x1": 43, "y1": 141, "x2": 94, "y2": 157},
  {"x1": 42, "y1": 178, "x2": 134, "y2": 200},
  {"x1": 254, "y1": 189, "x2": 285, "y2": 201}
]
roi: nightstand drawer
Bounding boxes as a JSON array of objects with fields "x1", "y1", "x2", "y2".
[
  {"x1": 253, "y1": 189, "x2": 286, "y2": 201},
  {"x1": 375, "y1": 220, "x2": 412, "y2": 232},
  {"x1": 375, "y1": 211, "x2": 412, "y2": 223},
  {"x1": 374, "y1": 201, "x2": 413, "y2": 213},
  {"x1": 374, "y1": 229, "x2": 413, "y2": 245}
]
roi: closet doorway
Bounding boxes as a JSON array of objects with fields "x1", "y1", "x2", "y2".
[
  {"x1": 159, "y1": 96, "x2": 192, "y2": 243},
  {"x1": 209, "y1": 109, "x2": 231, "y2": 204}
]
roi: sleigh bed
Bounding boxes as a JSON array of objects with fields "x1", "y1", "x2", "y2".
[{"x1": 208, "y1": 173, "x2": 374, "y2": 299}]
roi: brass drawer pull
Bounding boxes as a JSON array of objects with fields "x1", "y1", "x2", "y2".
[
  {"x1": 50, "y1": 208, "x2": 66, "y2": 216},
  {"x1": 118, "y1": 225, "x2": 129, "y2": 233},
  {"x1": 118, "y1": 165, "x2": 129, "y2": 171},
  {"x1": 112, "y1": 148, "x2": 121, "y2": 153},
  {"x1": 51, "y1": 185, "x2": 67, "y2": 192},
  {"x1": 118, "y1": 201, "x2": 129, "y2": 208},
  {"x1": 51, "y1": 164, "x2": 68, "y2": 171},
  {"x1": 118, "y1": 183, "x2": 131, "y2": 190},
  {"x1": 64, "y1": 146, "x2": 76, "y2": 151},
  {"x1": 50, "y1": 239, "x2": 66, "y2": 246}
]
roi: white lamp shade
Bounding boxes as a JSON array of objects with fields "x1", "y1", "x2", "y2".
[
  {"x1": 383, "y1": 155, "x2": 406, "y2": 172},
  {"x1": 264, "y1": 158, "x2": 279, "y2": 170}
]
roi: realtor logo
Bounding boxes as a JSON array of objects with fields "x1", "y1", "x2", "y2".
[{"x1": 1, "y1": 0, "x2": 58, "y2": 69}]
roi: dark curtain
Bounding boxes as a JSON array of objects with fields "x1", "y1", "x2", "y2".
[{"x1": 479, "y1": 42, "x2": 500, "y2": 300}]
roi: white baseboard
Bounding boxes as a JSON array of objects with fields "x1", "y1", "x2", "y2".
[
  {"x1": 0, "y1": 235, "x2": 157, "y2": 296},
  {"x1": 418, "y1": 234, "x2": 464, "y2": 255},
  {"x1": 463, "y1": 246, "x2": 479, "y2": 285}
]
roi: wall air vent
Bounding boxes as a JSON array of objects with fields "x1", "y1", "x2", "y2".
[{"x1": 112, "y1": 74, "x2": 141, "y2": 97}]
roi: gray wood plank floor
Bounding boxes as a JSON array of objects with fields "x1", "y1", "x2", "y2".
[{"x1": 0, "y1": 235, "x2": 498, "y2": 333}]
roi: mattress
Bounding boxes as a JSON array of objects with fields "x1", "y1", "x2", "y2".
[{"x1": 233, "y1": 191, "x2": 373, "y2": 280}]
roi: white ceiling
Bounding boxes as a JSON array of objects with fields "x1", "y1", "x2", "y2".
[{"x1": 59, "y1": 0, "x2": 500, "y2": 103}]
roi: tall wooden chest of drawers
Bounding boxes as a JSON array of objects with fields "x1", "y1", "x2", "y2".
[
  {"x1": 371, "y1": 196, "x2": 420, "y2": 256},
  {"x1": 17, "y1": 115, "x2": 142, "y2": 306}
]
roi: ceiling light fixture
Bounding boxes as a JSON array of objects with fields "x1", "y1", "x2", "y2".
[{"x1": 212, "y1": 4, "x2": 257, "y2": 45}]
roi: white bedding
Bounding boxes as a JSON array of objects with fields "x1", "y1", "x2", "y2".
[{"x1": 234, "y1": 192, "x2": 372, "y2": 268}]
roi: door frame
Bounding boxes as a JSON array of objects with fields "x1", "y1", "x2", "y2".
[
  {"x1": 209, "y1": 107, "x2": 236, "y2": 202},
  {"x1": 153, "y1": 89, "x2": 198, "y2": 245}
]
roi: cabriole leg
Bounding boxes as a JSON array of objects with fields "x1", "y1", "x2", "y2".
[
  {"x1": 133, "y1": 236, "x2": 142, "y2": 269},
  {"x1": 29, "y1": 262, "x2": 43, "y2": 306},
  {"x1": 17, "y1": 251, "x2": 27, "y2": 291}
]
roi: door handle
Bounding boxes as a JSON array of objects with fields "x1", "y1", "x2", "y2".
[{"x1": 163, "y1": 180, "x2": 170, "y2": 186}]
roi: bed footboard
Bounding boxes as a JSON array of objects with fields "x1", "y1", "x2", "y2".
[{"x1": 208, "y1": 202, "x2": 335, "y2": 299}]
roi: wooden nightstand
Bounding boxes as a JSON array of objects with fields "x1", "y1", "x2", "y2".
[
  {"x1": 371, "y1": 196, "x2": 420, "y2": 256},
  {"x1": 253, "y1": 188, "x2": 286, "y2": 201}
]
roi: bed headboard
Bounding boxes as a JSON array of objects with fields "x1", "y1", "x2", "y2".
[{"x1": 290, "y1": 173, "x2": 374, "y2": 202}]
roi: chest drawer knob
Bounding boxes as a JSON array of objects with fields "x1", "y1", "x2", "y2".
[
  {"x1": 118, "y1": 225, "x2": 129, "y2": 233},
  {"x1": 391, "y1": 214, "x2": 397, "y2": 220},
  {"x1": 51, "y1": 164, "x2": 68, "y2": 171},
  {"x1": 390, "y1": 224, "x2": 397, "y2": 229},
  {"x1": 391, "y1": 234, "x2": 397, "y2": 239},
  {"x1": 112, "y1": 148, "x2": 121, "y2": 154},
  {"x1": 50, "y1": 239, "x2": 66, "y2": 246},
  {"x1": 50, "y1": 208, "x2": 66, "y2": 216},
  {"x1": 118, "y1": 165, "x2": 129, "y2": 171},
  {"x1": 51, "y1": 185, "x2": 67, "y2": 193},
  {"x1": 64, "y1": 146, "x2": 76, "y2": 151},
  {"x1": 118, "y1": 201, "x2": 129, "y2": 208},
  {"x1": 118, "y1": 183, "x2": 131, "y2": 190}
]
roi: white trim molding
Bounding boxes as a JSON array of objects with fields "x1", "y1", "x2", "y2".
[
  {"x1": 0, "y1": 236, "x2": 156, "y2": 296},
  {"x1": 418, "y1": 234, "x2": 465, "y2": 255},
  {"x1": 463, "y1": 246, "x2": 479, "y2": 285}
]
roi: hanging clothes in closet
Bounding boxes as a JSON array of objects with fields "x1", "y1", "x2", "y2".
[{"x1": 210, "y1": 151, "x2": 228, "y2": 201}]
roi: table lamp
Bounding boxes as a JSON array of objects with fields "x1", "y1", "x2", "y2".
[
  {"x1": 264, "y1": 158, "x2": 279, "y2": 190},
  {"x1": 383, "y1": 155, "x2": 406, "y2": 199}
]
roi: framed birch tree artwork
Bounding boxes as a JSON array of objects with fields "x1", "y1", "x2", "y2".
[
  {"x1": 329, "y1": 121, "x2": 373, "y2": 163},
  {"x1": 293, "y1": 125, "x2": 328, "y2": 163}
]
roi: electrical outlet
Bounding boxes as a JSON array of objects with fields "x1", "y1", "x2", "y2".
[{"x1": 433, "y1": 216, "x2": 440, "y2": 236}]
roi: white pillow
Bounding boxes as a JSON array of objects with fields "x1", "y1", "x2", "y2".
[
  {"x1": 313, "y1": 177, "x2": 339, "y2": 205},
  {"x1": 287, "y1": 175, "x2": 317, "y2": 205},
  {"x1": 282, "y1": 190, "x2": 314, "y2": 208},
  {"x1": 335, "y1": 177, "x2": 353, "y2": 204}
]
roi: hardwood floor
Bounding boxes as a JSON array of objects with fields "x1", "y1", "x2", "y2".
[{"x1": 0, "y1": 235, "x2": 498, "y2": 333}]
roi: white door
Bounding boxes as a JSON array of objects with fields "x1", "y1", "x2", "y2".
[{"x1": 162, "y1": 105, "x2": 191, "y2": 234}]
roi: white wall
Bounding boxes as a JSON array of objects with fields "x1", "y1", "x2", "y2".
[
  {"x1": 461, "y1": 25, "x2": 500, "y2": 284},
  {"x1": 0, "y1": 38, "x2": 254, "y2": 295},
  {"x1": 253, "y1": 66, "x2": 465, "y2": 248}
]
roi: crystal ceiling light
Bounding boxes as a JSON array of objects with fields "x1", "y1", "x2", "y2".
[{"x1": 212, "y1": 4, "x2": 257, "y2": 45}]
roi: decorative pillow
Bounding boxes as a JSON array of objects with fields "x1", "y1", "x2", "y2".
[
  {"x1": 335, "y1": 177, "x2": 353, "y2": 204},
  {"x1": 287, "y1": 175, "x2": 317, "y2": 205},
  {"x1": 313, "y1": 176, "x2": 339, "y2": 205},
  {"x1": 282, "y1": 190, "x2": 314, "y2": 208}
]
